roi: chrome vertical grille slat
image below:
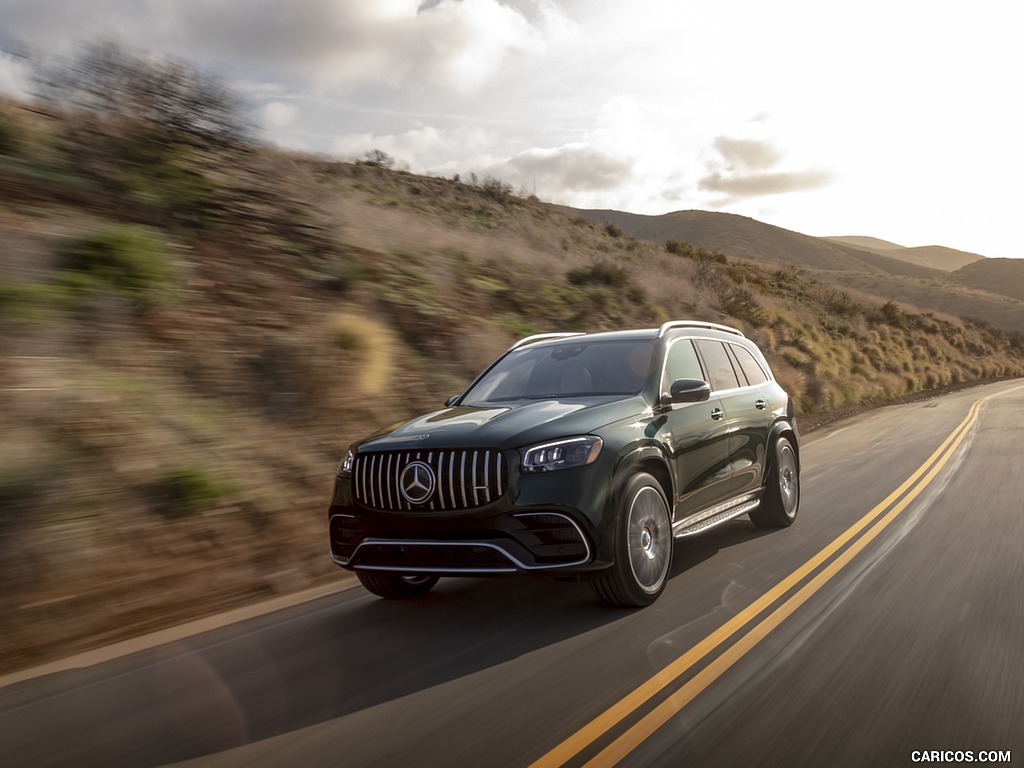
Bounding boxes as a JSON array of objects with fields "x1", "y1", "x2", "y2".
[{"x1": 352, "y1": 449, "x2": 507, "y2": 512}]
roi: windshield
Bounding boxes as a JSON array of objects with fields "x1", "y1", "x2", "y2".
[{"x1": 461, "y1": 339, "x2": 657, "y2": 405}]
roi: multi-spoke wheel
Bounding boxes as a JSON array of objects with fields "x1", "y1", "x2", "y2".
[
  {"x1": 749, "y1": 436, "x2": 800, "y2": 527},
  {"x1": 357, "y1": 572, "x2": 440, "y2": 599},
  {"x1": 592, "y1": 472, "x2": 673, "y2": 607}
]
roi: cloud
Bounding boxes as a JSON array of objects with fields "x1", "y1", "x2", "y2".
[
  {"x1": 500, "y1": 144, "x2": 633, "y2": 193},
  {"x1": 712, "y1": 137, "x2": 782, "y2": 173},
  {"x1": 699, "y1": 134, "x2": 832, "y2": 202},
  {"x1": 332, "y1": 124, "x2": 496, "y2": 169},
  {"x1": 159, "y1": 0, "x2": 574, "y2": 92},
  {"x1": 699, "y1": 169, "x2": 833, "y2": 197},
  {"x1": 260, "y1": 101, "x2": 298, "y2": 129}
]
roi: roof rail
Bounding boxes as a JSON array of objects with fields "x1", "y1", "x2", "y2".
[
  {"x1": 508, "y1": 332, "x2": 586, "y2": 351},
  {"x1": 658, "y1": 320, "x2": 745, "y2": 338}
]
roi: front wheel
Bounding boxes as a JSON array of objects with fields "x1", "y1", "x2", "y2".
[
  {"x1": 749, "y1": 436, "x2": 799, "y2": 528},
  {"x1": 592, "y1": 472, "x2": 673, "y2": 608},
  {"x1": 357, "y1": 572, "x2": 440, "y2": 599}
]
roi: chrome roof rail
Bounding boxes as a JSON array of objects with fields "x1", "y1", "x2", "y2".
[
  {"x1": 508, "y1": 332, "x2": 586, "y2": 351},
  {"x1": 658, "y1": 320, "x2": 745, "y2": 338}
]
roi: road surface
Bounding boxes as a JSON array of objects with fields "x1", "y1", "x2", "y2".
[{"x1": 2, "y1": 381, "x2": 1022, "y2": 767}]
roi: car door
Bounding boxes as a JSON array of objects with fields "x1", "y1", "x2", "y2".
[
  {"x1": 692, "y1": 339, "x2": 760, "y2": 499},
  {"x1": 658, "y1": 338, "x2": 733, "y2": 520},
  {"x1": 722, "y1": 342, "x2": 774, "y2": 496}
]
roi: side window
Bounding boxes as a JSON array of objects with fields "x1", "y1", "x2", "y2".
[
  {"x1": 694, "y1": 340, "x2": 740, "y2": 391},
  {"x1": 661, "y1": 339, "x2": 704, "y2": 392},
  {"x1": 731, "y1": 344, "x2": 769, "y2": 386}
]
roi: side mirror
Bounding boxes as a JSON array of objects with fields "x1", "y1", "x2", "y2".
[
  {"x1": 444, "y1": 395, "x2": 461, "y2": 407},
  {"x1": 662, "y1": 378, "x2": 711, "y2": 406}
]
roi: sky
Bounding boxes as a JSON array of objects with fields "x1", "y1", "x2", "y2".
[{"x1": 1, "y1": 0, "x2": 1021, "y2": 258}]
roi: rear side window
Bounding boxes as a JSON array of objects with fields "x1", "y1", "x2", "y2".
[
  {"x1": 730, "y1": 344, "x2": 769, "y2": 385},
  {"x1": 694, "y1": 340, "x2": 740, "y2": 391}
]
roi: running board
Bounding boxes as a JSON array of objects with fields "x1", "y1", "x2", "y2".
[{"x1": 673, "y1": 498, "x2": 760, "y2": 539}]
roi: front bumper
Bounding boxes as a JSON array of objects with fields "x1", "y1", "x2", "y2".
[{"x1": 327, "y1": 453, "x2": 616, "y2": 576}]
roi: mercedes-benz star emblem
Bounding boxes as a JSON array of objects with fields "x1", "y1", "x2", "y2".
[{"x1": 399, "y1": 461, "x2": 435, "y2": 505}]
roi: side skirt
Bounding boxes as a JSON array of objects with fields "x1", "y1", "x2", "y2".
[{"x1": 672, "y1": 493, "x2": 761, "y2": 539}]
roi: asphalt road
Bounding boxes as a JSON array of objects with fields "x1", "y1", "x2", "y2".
[{"x1": 2, "y1": 381, "x2": 1022, "y2": 768}]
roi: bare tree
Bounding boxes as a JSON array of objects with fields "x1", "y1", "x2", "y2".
[{"x1": 30, "y1": 40, "x2": 248, "y2": 146}]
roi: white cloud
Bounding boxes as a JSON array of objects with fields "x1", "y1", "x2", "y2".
[
  {"x1": 260, "y1": 101, "x2": 298, "y2": 129},
  {"x1": 332, "y1": 124, "x2": 496, "y2": 169}
]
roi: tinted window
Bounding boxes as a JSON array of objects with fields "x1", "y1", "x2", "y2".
[
  {"x1": 462, "y1": 340, "x2": 656, "y2": 404},
  {"x1": 694, "y1": 340, "x2": 740, "y2": 391},
  {"x1": 662, "y1": 339, "x2": 704, "y2": 392},
  {"x1": 731, "y1": 344, "x2": 769, "y2": 385}
]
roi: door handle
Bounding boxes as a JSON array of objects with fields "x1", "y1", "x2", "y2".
[
  {"x1": 711, "y1": 408, "x2": 725, "y2": 421},
  {"x1": 754, "y1": 399, "x2": 767, "y2": 410}
]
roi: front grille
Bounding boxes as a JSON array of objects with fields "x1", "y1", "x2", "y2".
[{"x1": 353, "y1": 448, "x2": 507, "y2": 511}]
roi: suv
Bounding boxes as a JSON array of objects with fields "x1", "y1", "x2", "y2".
[{"x1": 328, "y1": 321, "x2": 799, "y2": 607}]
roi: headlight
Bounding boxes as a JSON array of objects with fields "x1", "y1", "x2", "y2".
[
  {"x1": 338, "y1": 449, "x2": 354, "y2": 477},
  {"x1": 520, "y1": 436, "x2": 603, "y2": 473}
]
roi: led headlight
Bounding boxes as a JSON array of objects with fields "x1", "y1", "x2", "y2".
[
  {"x1": 337, "y1": 449, "x2": 354, "y2": 477},
  {"x1": 520, "y1": 436, "x2": 603, "y2": 473}
]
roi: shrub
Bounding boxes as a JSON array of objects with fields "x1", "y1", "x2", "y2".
[
  {"x1": 566, "y1": 263, "x2": 630, "y2": 288},
  {"x1": 0, "y1": 111, "x2": 19, "y2": 156},
  {"x1": 360, "y1": 149, "x2": 395, "y2": 169},
  {"x1": 155, "y1": 467, "x2": 236, "y2": 519},
  {"x1": 56, "y1": 224, "x2": 177, "y2": 311}
]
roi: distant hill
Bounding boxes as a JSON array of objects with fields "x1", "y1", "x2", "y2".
[
  {"x1": 952, "y1": 258, "x2": 1024, "y2": 303},
  {"x1": 824, "y1": 237, "x2": 985, "y2": 272},
  {"x1": 568, "y1": 208, "x2": 889, "y2": 272},
  {"x1": 827, "y1": 235, "x2": 904, "y2": 251},
  {"x1": 568, "y1": 208, "x2": 946, "y2": 278},
  {"x1": 564, "y1": 205, "x2": 1024, "y2": 332}
]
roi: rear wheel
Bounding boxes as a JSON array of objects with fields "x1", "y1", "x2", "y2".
[
  {"x1": 357, "y1": 572, "x2": 440, "y2": 599},
  {"x1": 749, "y1": 436, "x2": 799, "y2": 528},
  {"x1": 592, "y1": 472, "x2": 673, "y2": 608}
]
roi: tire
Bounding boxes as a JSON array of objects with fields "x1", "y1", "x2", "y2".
[
  {"x1": 592, "y1": 472, "x2": 673, "y2": 608},
  {"x1": 749, "y1": 436, "x2": 799, "y2": 528},
  {"x1": 357, "y1": 572, "x2": 440, "y2": 599}
]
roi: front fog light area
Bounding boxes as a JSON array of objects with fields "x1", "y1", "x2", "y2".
[{"x1": 521, "y1": 436, "x2": 603, "y2": 473}]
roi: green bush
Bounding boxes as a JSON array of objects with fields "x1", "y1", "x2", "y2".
[
  {"x1": 156, "y1": 467, "x2": 236, "y2": 519},
  {"x1": 0, "y1": 112, "x2": 19, "y2": 156},
  {"x1": 56, "y1": 224, "x2": 177, "y2": 311},
  {"x1": 566, "y1": 263, "x2": 630, "y2": 288}
]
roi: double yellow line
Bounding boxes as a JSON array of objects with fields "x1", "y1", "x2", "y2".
[{"x1": 531, "y1": 386, "x2": 1018, "y2": 768}]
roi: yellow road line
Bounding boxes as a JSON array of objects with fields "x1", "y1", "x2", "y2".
[{"x1": 532, "y1": 386, "x2": 1018, "y2": 768}]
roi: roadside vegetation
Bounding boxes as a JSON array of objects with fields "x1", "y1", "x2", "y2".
[{"x1": 1, "y1": 43, "x2": 1022, "y2": 673}]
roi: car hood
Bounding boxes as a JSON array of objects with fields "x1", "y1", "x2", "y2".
[{"x1": 358, "y1": 396, "x2": 649, "y2": 452}]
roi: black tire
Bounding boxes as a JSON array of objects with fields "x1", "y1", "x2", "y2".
[
  {"x1": 749, "y1": 436, "x2": 799, "y2": 528},
  {"x1": 592, "y1": 472, "x2": 673, "y2": 608},
  {"x1": 357, "y1": 572, "x2": 440, "y2": 599}
]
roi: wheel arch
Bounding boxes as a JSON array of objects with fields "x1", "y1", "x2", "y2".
[{"x1": 595, "y1": 445, "x2": 674, "y2": 562}]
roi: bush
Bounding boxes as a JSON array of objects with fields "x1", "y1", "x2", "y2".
[
  {"x1": 32, "y1": 40, "x2": 247, "y2": 146},
  {"x1": 156, "y1": 467, "x2": 236, "y2": 519},
  {"x1": 56, "y1": 224, "x2": 177, "y2": 311},
  {"x1": 567, "y1": 263, "x2": 630, "y2": 288},
  {"x1": 0, "y1": 111, "x2": 19, "y2": 156}
]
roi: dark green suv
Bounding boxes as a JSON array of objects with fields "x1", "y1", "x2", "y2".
[{"x1": 328, "y1": 320, "x2": 799, "y2": 607}]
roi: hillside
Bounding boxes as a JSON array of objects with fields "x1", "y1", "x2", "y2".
[
  {"x1": 824, "y1": 237, "x2": 985, "y2": 271},
  {"x1": 951, "y1": 258, "x2": 1024, "y2": 302},
  {"x1": 2, "y1": 94, "x2": 1024, "y2": 673},
  {"x1": 567, "y1": 208, "x2": 875, "y2": 272},
  {"x1": 568, "y1": 207, "x2": 1024, "y2": 332},
  {"x1": 827, "y1": 235, "x2": 904, "y2": 251}
]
